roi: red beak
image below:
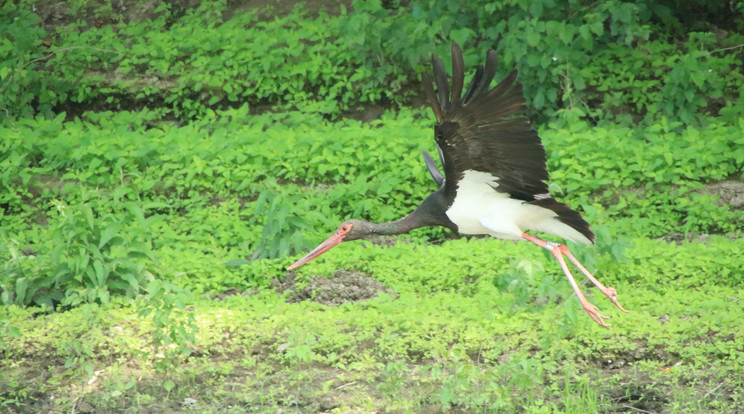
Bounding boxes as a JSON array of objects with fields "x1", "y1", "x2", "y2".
[{"x1": 287, "y1": 231, "x2": 345, "y2": 270}]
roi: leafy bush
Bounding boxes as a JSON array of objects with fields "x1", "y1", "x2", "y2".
[
  {"x1": 0, "y1": 1, "x2": 411, "y2": 120},
  {"x1": 0, "y1": 5, "x2": 53, "y2": 119},
  {"x1": 341, "y1": 0, "x2": 744, "y2": 125},
  {"x1": 2, "y1": 0, "x2": 742, "y2": 124},
  {"x1": 1, "y1": 194, "x2": 156, "y2": 308},
  {"x1": 244, "y1": 189, "x2": 321, "y2": 260},
  {"x1": 543, "y1": 118, "x2": 744, "y2": 236},
  {"x1": 581, "y1": 32, "x2": 744, "y2": 125}
]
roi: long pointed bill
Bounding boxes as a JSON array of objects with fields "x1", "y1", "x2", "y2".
[{"x1": 287, "y1": 231, "x2": 345, "y2": 270}]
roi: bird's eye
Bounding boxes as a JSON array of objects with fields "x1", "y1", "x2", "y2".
[{"x1": 340, "y1": 225, "x2": 350, "y2": 233}]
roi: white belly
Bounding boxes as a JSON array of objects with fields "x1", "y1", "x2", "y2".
[{"x1": 445, "y1": 170, "x2": 589, "y2": 244}]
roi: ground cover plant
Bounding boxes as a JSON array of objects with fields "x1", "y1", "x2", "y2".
[{"x1": 1, "y1": 0, "x2": 744, "y2": 413}]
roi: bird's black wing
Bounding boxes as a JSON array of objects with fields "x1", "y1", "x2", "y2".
[
  {"x1": 421, "y1": 150, "x2": 445, "y2": 188},
  {"x1": 421, "y1": 43, "x2": 548, "y2": 202},
  {"x1": 420, "y1": 43, "x2": 594, "y2": 243}
]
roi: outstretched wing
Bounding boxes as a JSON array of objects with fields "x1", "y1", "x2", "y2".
[
  {"x1": 421, "y1": 43, "x2": 594, "y2": 243},
  {"x1": 421, "y1": 43, "x2": 548, "y2": 202}
]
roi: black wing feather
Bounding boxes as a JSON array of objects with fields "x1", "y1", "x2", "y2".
[
  {"x1": 420, "y1": 72, "x2": 442, "y2": 122},
  {"x1": 422, "y1": 150, "x2": 445, "y2": 188},
  {"x1": 421, "y1": 42, "x2": 595, "y2": 243},
  {"x1": 470, "y1": 50, "x2": 498, "y2": 99},
  {"x1": 450, "y1": 43, "x2": 464, "y2": 107},
  {"x1": 462, "y1": 64, "x2": 483, "y2": 103},
  {"x1": 431, "y1": 55, "x2": 449, "y2": 114}
]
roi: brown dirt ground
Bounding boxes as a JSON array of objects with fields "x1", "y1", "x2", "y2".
[{"x1": 274, "y1": 269, "x2": 393, "y2": 305}]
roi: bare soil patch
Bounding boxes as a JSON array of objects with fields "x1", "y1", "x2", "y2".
[
  {"x1": 274, "y1": 269, "x2": 393, "y2": 305},
  {"x1": 702, "y1": 179, "x2": 744, "y2": 210}
]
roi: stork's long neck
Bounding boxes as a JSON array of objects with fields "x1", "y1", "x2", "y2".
[
  {"x1": 368, "y1": 213, "x2": 424, "y2": 236},
  {"x1": 367, "y1": 189, "x2": 456, "y2": 236}
]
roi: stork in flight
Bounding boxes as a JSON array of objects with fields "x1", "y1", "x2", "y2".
[{"x1": 288, "y1": 43, "x2": 627, "y2": 326}]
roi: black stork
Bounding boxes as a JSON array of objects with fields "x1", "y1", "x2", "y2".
[{"x1": 288, "y1": 43, "x2": 627, "y2": 327}]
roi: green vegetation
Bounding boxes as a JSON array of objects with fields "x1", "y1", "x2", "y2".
[
  {"x1": 1, "y1": 0, "x2": 743, "y2": 412},
  {"x1": 3, "y1": 0, "x2": 743, "y2": 124}
]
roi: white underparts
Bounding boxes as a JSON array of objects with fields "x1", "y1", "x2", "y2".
[{"x1": 445, "y1": 170, "x2": 591, "y2": 244}]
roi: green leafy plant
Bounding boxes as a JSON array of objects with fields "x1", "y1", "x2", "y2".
[
  {"x1": 247, "y1": 189, "x2": 322, "y2": 260},
  {"x1": 0, "y1": 193, "x2": 157, "y2": 309},
  {"x1": 340, "y1": 0, "x2": 743, "y2": 125},
  {"x1": 0, "y1": 5, "x2": 48, "y2": 120},
  {"x1": 47, "y1": 197, "x2": 156, "y2": 307},
  {"x1": 137, "y1": 279, "x2": 197, "y2": 368},
  {"x1": 3, "y1": 0, "x2": 742, "y2": 125}
]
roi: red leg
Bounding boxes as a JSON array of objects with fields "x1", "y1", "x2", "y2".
[
  {"x1": 521, "y1": 233, "x2": 626, "y2": 326},
  {"x1": 559, "y1": 245, "x2": 627, "y2": 313}
]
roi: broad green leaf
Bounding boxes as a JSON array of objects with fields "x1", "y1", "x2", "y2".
[{"x1": 99, "y1": 223, "x2": 123, "y2": 249}]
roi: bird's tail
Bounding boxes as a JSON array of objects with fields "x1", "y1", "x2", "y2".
[{"x1": 528, "y1": 197, "x2": 596, "y2": 244}]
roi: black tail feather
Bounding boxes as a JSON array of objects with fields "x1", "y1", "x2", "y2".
[{"x1": 528, "y1": 198, "x2": 596, "y2": 244}]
